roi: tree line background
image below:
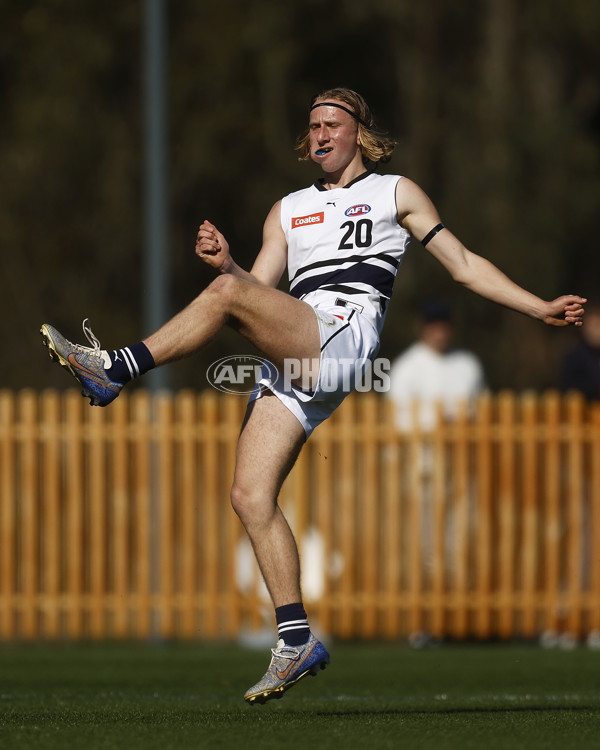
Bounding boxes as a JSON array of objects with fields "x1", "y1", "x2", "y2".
[{"x1": 2, "y1": 0, "x2": 599, "y2": 392}]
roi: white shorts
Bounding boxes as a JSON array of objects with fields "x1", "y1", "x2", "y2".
[{"x1": 249, "y1": 303, "x2": 380, "y2": 438}]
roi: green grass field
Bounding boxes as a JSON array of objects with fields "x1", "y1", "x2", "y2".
[{"x1": 0, "y1": 640, "x2": 599, "y2": 749}]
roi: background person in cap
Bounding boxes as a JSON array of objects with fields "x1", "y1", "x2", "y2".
[
  {"x1": 388, "y1": 299, "x2": 486, "y2": 432},
  {"x1": 387, "y1": 299, "x2": 486, "y2": 637}
]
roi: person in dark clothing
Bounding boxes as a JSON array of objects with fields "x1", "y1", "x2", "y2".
[{"x1": 560, "y1": 303, "x2": 600, "y2": 399}]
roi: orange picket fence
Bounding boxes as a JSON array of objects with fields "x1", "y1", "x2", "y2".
[{"x1": 1, "y1": 388, "x2": 599, "y2": 642}]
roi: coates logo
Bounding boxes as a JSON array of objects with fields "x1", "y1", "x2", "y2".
[
  {"x1": 291, "y1": 212, "x2": 324, "y2": 229},
  {"x1": 206, "y1": 355, "x2": 279, "y2": 394},
  {"x1": 345, "y1": 204, "x2": 371, "y2": 217}
]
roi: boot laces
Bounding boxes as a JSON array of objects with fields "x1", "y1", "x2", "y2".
[
  {"x1": 75, "y1": 318, "x2": 102, "y2": 356},
  {"x1": 269, "y1": 639, "x2": 299, "y2": 666}
]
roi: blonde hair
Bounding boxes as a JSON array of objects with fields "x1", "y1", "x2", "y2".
[{"x1": 296, "y1": 87, "x2": 397, "y2": 165}]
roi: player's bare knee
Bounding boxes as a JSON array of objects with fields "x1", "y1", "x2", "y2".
[
  {"x1": 230, "y1": 482, "x2": 272, "y2": 527},
  {"x1": 206, "y1": 273, "x2": 239, "y2": 301},
  {"x1": 197, "y1": 274, "x2": 242, "y2": 318},
  {"x1": 230, "y1": 482, "x2": 254, "y2": 522}
]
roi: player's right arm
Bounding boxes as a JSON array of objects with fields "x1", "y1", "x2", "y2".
[{"x1": 195, "y1": 201, "x2": 288, "y2": 289}]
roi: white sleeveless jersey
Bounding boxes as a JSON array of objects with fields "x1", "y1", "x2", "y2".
[{"x1": 280, "y1": 171, "x2": 411, "y2": 335}]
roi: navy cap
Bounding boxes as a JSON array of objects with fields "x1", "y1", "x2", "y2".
[{"x1": 421, "y1": 300, "x2": 452, "y2": 323}]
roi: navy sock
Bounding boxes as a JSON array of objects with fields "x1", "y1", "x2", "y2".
[
  {"x1": 106, "y1": 342, "x2": 155, "y2": 384},
  {"x1": 275, "y1": 603, "x2": 310, "y2": 646}
]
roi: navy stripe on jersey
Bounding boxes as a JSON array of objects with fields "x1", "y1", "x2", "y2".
[
  {"x1": 315, "y1": 283, "x2": 372, "y2": 297},
  {"x1": 289, "y1": 251, "x2": 400, "y2": 286},
  {"x1": 289, "y1": 262, "x2": 396, "y2": 300}
]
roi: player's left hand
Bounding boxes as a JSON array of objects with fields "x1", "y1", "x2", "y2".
[{"x1": 543, "y1": 295, "x2": 587, "y2": 327}]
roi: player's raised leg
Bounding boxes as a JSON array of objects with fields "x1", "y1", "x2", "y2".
[
  {"x1": 40, "y1": 273, "x2": 321, "y2": 406},
  {"x1": 142, "y1": 273, "x2": 320, "y2": 380}
]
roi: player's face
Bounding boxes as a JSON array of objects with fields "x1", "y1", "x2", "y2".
[
  {"x1": 308, "y1": 101, "x2": 362, "y2": 173},
  {"x1": 421, "y1": 320, "x2": 453, "y2": 354}
]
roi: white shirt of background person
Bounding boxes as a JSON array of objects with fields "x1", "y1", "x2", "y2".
[{"x1": 388, "y1": 301, "x2": 486, "y2": 432}]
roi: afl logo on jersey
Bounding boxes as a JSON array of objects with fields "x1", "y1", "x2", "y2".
[{"x1": 345, "y1": 204, "x2": 371, "y2": 217}]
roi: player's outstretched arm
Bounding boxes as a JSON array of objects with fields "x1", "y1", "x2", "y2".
[
  {"x1": 427, "y1": 241, "x2": 586, "y2": 327},
  {"x1": 396, "y1": 178, "x2": 587, "y2": 327}
]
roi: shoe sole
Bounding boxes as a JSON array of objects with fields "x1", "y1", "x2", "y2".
[
  {"x1": 244, "y1": 656, "x2": 329, "y2": 705},
  {"x1": 40, "y1": 325, "x2": 101, "y2": 406}
]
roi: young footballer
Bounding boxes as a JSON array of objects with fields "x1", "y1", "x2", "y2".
[{"x1": 41, "y1": 88, "x2": 586, "y2": 703}]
